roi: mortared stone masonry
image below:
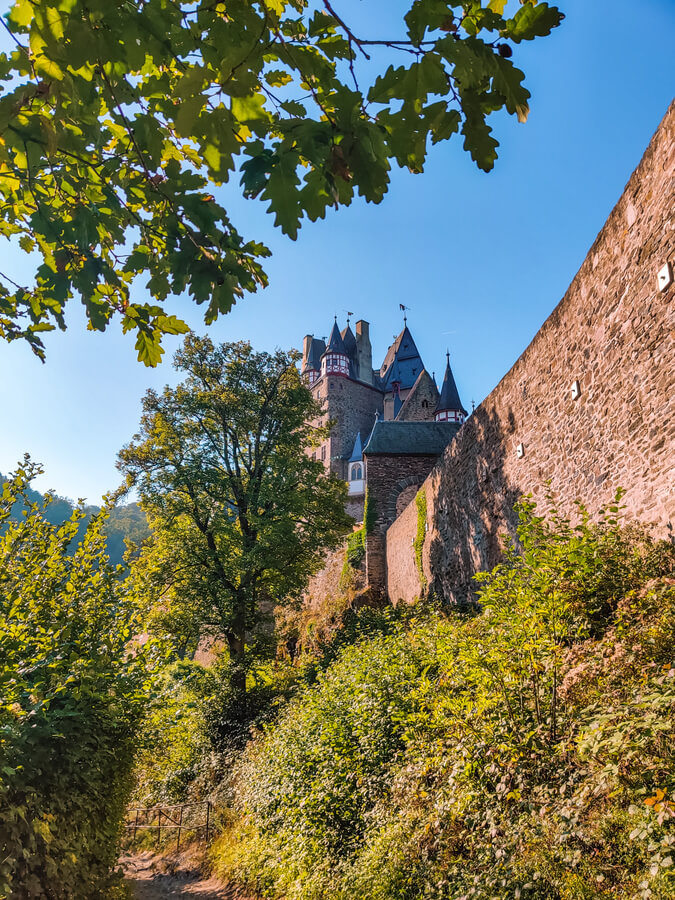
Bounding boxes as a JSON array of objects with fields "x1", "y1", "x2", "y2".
[{"x1": 386, "y1": 101, "x2": 675, "y2": 605}]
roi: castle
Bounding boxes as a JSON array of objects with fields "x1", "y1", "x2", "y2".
[
  {"x1": 301, "y1": 318, "x2": 468, "y2": 522},
  {"x1": 301, "y1": 103, "x2": 674, "y2": 604}
]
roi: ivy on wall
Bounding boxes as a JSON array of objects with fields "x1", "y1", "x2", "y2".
[
  {"x1": 345, "y1": 528, "x2": 366, "y2": 568},
  {"x1": 414, "y1": 489, "x2": 428, "y2": 590}
]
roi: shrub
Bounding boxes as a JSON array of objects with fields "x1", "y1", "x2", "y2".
[
  {"x1": 0, "y1": 462, "x2": 146, "y2": 899},
  {"x1": 218, "y1": 493, "x2": 675, "y2": 900}
]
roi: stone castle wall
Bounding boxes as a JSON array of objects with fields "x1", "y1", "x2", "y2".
[
  {"x1": 386, "y1": 101, "x2": 675, "y2": 605},
  {"x1": 312, "y1": 375, "x2": 383, "y2": 479},
  {"x1": 398, "y1": 372, "x2": 440, "y2": 422},
  {"x1": 386, "y1": 485, "x2": 424, "y2": 604},
  {"x1": 365, "y1": 453, "x2": 440, "y2": 592}
]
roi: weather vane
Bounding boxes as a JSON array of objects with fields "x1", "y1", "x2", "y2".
[{"x1": 399, "y1": 303, "x2": 411, "y2": 325}]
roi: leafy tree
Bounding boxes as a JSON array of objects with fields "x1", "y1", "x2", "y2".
[
  {"x1": 0, "y1": 459, "x2": 146, "y2": 898},
  {"x1": 118, "y1": 334, "x2": 352, "y2": 707},
  {"x1": 0, "y1": 0, "x2": 563, "y2": 363}
]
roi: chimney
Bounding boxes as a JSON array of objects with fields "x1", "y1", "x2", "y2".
[
  {"x1": 302, "y1": 334, "x2": 313, "y2": 372},
  {"x1": 355, "y1": 320, "x2": 372, "y2": 384}
]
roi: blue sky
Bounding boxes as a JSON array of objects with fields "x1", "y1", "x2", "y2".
[{"x1": 0, "y1": 0, "x2": 673, "y2": 502}]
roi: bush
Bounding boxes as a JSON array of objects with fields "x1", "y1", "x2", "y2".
[
  {"x1": 217, "y1": 493, "x2": 675, "y2": 900},
  {"x1": 233, "y1": 626, "x2": 437, "y2": 897},
  {"x1": 0, "y1": 462, "x2": 146, "y2": 899}
]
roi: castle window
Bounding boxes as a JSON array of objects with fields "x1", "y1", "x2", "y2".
[
  {"x1": 350, "y1": 463, "x2": 363, "y2": 481},
  {"x1": 322, "y1": 353, "x2": 349, "y2": 376},
  {"x1": 422, "y1": 399, "x2": 429, "y2": 408},
  {"x1": 321, "y1": 446, "x2": 326, "y2": 460},
  {"x1": 435, "y1": 410, "x2": 466, "y2": 424}
]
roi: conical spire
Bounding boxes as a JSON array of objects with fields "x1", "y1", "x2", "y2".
[
  {"x1": 435, "y1": 352, "x2": 467, "y2": 422},
  {"x1": 325, "y1": 318, "x2": 348, "y2": 355},
  {"x1": 321, "y1": 318, "x2": 350, "y2": 377},
  {"x1": 379, "y1": 325, "x2": 425, "y2": 390},
  {"x1": 349, "y1": 432, "x2": 363, "y2": 462}
]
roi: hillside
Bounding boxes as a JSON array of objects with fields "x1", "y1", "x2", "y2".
[{"x1": 0, "y1": 472, "x2": 150, "y2": 566}]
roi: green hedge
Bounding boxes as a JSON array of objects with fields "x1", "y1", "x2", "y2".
[{"x1": 0, "y1": 464, "x2": 145, "y2": 899}]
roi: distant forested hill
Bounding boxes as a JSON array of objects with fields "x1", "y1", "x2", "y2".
[{"x1": 0, "y1": 473, "x2": 150, "y2": 566}]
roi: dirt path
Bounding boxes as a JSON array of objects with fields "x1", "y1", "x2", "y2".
[{"x1": 121, "y1": 851, "x2": 249, "y2": 899}]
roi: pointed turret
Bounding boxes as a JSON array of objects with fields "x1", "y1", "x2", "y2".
[
  {"x1": 349, "y1": 432, "x2": 363, "y2": 462},
  {"x1": 326, "y1": 319, "x2": 347, "y2": 354},
  {"x1": 321, "y1": 319, "x2": 350, "y2": 377},
  {"x1": 435, "y1": 352, "x2": 467, "y2": 424}
]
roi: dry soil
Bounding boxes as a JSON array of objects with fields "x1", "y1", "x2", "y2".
[{"x1": 121, "y1": 850, "x2": 249, "y2": 900}]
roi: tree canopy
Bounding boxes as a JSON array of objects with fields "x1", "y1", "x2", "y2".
[
  {"x1": 118, "y1": 335, "x2": 352, "y2": 702},
  {"x1": 0, "y1": 0, "x2": 563, "y2": 364}
]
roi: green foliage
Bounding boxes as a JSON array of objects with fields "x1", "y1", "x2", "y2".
[
  {"x1": 104, "y1": 502, "x2": 151, "y2": 564},
  {"x1": 130, "y1": 650, "x2": 304, "y2": 832},
  {"x1": 235, "y1": 627, "x2": 436, "y2": 895},
  {"x1": 0, "y1": 0, "x2": 563, "y2": 362},
  {"x1": 0, "y1": 461, "x2": 146, "y2": 899},
  {"x1": 414, "y1": 488, "x2": 427, "y2": 588},
  {"x1": 131, "y1": 660, "x2": 213, "y2": 808},
  {"x1": 218, "y1": 493, "x2": 675, "y2": 899},
  {"x1": 120, "y1": 334, "x2": 352, "y2": 703},
  {"x1": 345, "y1": 526, "x2": 366, "y2": 568},
  {"x1": 339, "y1": 528, "x2": 366, "y2": 591}
]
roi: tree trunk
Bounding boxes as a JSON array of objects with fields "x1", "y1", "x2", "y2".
[{"x1": 227, "y1": 595, "x2": 248, "y2": 720}]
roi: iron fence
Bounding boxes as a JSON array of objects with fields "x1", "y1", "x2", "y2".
[{"x1": 124, "y1": 800, "x2": 211, "y2": 851}]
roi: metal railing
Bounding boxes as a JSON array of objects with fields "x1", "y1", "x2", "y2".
[{"x1": 125, "y1": 800, "x2": 211, "y2": 851}]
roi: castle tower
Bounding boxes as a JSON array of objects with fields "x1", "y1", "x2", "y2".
[{"x1": 435, "y1": 352, "x2": 467, "y2": 424}]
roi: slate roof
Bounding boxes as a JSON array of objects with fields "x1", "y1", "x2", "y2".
[
  {"x1": 341, "y1": 324, "x2": 357, "y2": 360},
  {"x1": 436, "y1": 355, "x2": 467, "y2": 416},
  {"x1": 324, "y1": 321, "x2": 347, "y2": 355},
  {"x1": 379, "y1": 326, "x2": 425, "y2": 392},
  {"x1": 363, "y1": 421, "x2": 461, "y2": 456},
  {"x1": 304, "y1": 337, "x2": 325, "y2": 372}
]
